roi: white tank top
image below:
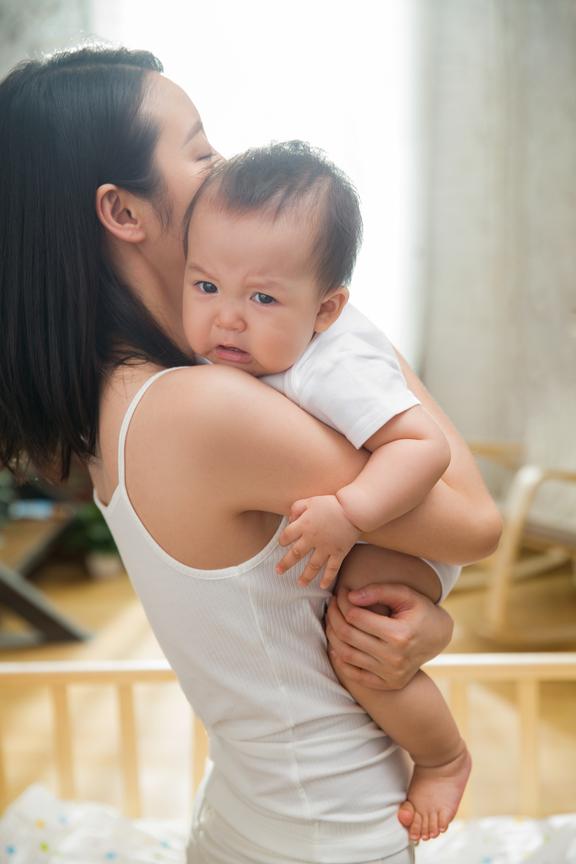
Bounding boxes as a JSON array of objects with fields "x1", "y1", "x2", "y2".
[{"x1": 94, "y1": 368, "x2": 411, "y2": 861}]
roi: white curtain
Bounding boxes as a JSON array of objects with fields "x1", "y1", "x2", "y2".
[
  {"x1": 90, "y1": 0, "x2": 424, "y2": 365},
  {"x1": 419, "y1": 0, "x2": 576, "y2": 524}
]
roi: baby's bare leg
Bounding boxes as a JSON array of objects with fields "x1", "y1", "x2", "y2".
[{"x1": 330, "y1": 545, "x2": 471, "y2": 843}]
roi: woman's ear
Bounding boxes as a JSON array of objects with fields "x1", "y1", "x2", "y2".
[
  {"x1": 95, "y1": 183, "x2": 147, "y2": 243},
  {"x1": 314, "y1": 286, "x2": 349, "y2": 333}
]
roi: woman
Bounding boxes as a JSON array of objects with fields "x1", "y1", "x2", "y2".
[{"x1": 0, "y1": 47, "x2": 500, "y2": 863}]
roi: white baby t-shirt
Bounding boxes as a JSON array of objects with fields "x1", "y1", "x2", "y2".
[
  {"x1": 264, "y1": 303, "x2": 420, "y2": 448},
  {"x1": 264, "y1": 302, "x2": 461, "y2": 602}
]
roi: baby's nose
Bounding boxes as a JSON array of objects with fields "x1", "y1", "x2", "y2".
[{"x1": 216, "y1": 305, "x2": 246, "y2": 331}]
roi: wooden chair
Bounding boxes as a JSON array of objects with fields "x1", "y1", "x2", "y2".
[{"x1": 464, "y1": 442, "x2": 576, "y2": 644}]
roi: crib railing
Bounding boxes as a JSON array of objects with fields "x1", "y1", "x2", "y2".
[
  {"x1": 428, "y1": 652, "x2": 576, "y2": 818},
  {"x1": 0, "y1": 653, "x2": 575, "y2": 819},
  {"x1": 0, "y1": 659, "x2": 207, "y2": 818}
]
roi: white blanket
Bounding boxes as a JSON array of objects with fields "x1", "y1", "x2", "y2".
[{"x1": 1, "y1": 785, "x2": 575, "y2": 863}]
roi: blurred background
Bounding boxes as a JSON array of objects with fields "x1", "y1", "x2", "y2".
[
  {"x1": 0, "y1": 0, "x2": 575, "y2": 824},
  {"x1": 1, "y1": 0, "x2": 574, "y2": 478}
]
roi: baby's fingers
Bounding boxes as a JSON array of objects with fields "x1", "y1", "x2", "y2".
[
  {"x1": 319, "y1": 555, "x2": 344, "y2": 590},
  {"x1": 279, "y1": 519, "x2": 303, "y2": 547},
  {"x1": 279, "y1": 503, "x2": 312, "y2": 545},
  {"x1": 276, "y1": 541, "x2": 308, "y2": 575},
  {"x1": 297, "y1": 551, "x2": 328, "y2": 588}
]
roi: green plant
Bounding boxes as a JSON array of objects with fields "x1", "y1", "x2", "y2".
[
  {"x1": 0, "y1": 468, "x2": 16, "y2": 528},
  {"x1": 63, "y1": 502, "x2": 118, "y2": 555}
]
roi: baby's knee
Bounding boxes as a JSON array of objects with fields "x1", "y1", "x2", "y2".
[
  {"x1": 337, "y1": 544, "x2": 414, "y2": 591},
  {"x1": 337, "y1": 544, "x2": 441, "y2": 603},
  {"x1": 335, "y1": 546, "x2": 399, "y2": 616}
]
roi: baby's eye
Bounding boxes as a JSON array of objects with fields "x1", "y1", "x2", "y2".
[
  {"x1": 252, "y1": 292, "x2": 276, "y2": 305},
  {"x1": 196, "y1": 281, "x2": 218, "y2": 294}
]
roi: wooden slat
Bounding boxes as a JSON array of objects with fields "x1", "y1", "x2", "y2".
[
  {"x1": 468, "y1": 441, "x2": 523, "y2": 469},
  {"x1": 0, "y1": 709, "x2": 7, "y2": 813},
  {"x1": 0, "y1": 660, "x2": 176, "y2": 686},
  {"x1": 518, "y1": 679, "x2": 540, "y2": 816},
  {"x1": 192, "y1": 714, "x2": 208, "y2": 795},
  {"x1": 427, "y1": 653, "x2": 576, "y2": 681},
  {"x1": 449, "y1": 681, "x2": 470, "y2": 741},
  {"x1": 1, "y1": 653, "x2": 573, "y2": 686},
  {"x1": 51, "y1": 684, "x2": 76, "y2": 798},
  {"x1": 449, "y1": 681, "x2": 471, "y2": 819},
  {"x1": 116, "y1": 684, "x2": 141, "y2": 818}
]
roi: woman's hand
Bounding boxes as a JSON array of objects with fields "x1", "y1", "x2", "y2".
[{"x1": 325, "y1": 582, "x2": 453, "y2": 690}]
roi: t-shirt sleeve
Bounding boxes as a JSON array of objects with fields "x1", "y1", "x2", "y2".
[{"x1": 289, "y1": 329, "x2": 420, "y2": 449}]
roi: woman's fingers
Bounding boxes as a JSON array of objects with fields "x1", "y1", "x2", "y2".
[
  {"x1": 325, "y1": 622, "x2": 378, "y2": 672},
  {"x1": 326, "y1": 596, "x2": 384, "y2": 657},
  {"x1": 336, "y1": 604, "x2": 409, "y2": 643},
  {"x1": 327, "y1": 589, "x2": 418, "y2": 688},
  {"x1": 347, "y1": 582, "x2": 418, "y2": 616},
  {"x1": 326, "y1": 615, "x2": 410, "y2": 691},
  {"x1": 327, "y1": 583, "x2": 454, "y2": 690},
  {"x1": 336, "y1": 584, "x2": 415, "y2": 643},
  {"x1": 329, "y1": 654, "x2": 392, "y2": 691}
]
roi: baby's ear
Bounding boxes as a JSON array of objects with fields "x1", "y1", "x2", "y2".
[{"x1": 314, "y1": 286, "x2": 349, "y2": 332}]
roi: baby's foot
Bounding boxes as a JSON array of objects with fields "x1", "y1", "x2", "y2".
[{"x1": 397, "y1": 744, "x2": 472, "y2": 843}]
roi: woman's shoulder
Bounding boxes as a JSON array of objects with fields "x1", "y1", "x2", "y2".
[
  {"x1": 128, "y1": 363, "x2": 294, "y2": 459},
  {"x1": 142, "y1": 363, "x2": 275, "y2": 424}
]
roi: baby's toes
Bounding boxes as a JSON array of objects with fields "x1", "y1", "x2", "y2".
[
  {"x1": 438, "y1": 807, "x2": 451, "y2": 834},
  {"x1": 428, "y1": 811, "x2": 439, "y2": 839},
  {"x1": 409, "y1": 811, "x2": 422, "y2": 843},
  {"x1": 420, "y1": 813, "x2": 430, "y2": 841},
  {"x1": 397, "y1": 800, "x2": 415, "y2": 829}
]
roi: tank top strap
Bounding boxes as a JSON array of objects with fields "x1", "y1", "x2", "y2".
[{"x1": 117, "y1": 367, "x2": 187, "y2": 488}]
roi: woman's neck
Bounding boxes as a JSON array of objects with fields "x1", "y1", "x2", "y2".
[{"x1": 106, "y1": 234, "x2": 190, "y2": 354}]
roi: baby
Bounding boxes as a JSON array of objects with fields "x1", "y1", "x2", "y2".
[{"x1": 181, "y1": 141, "x2": 471, "y2": 843}]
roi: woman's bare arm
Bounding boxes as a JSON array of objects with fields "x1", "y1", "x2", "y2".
[
  {"x1": 324, "y1": 352, "x2": 502, "y2": 689},
  {"x1": 165, "y1": 365, "x2": 499, "y2": 564},
  {"x1": 134, "y1": 364, "x2": 482, "y2": 689},
  {"x1": 190, "y1": 368, "x2": 460, "y2": 688},
  {"x1": 363, "y1": 352, "x2": 502, "y2": 563}
]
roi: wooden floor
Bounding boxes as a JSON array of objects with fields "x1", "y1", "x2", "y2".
[{"x1": 1, "y1": 549, "x2": 576, "y2": 820}]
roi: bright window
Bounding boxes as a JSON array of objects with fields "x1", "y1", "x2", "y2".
[{"x1": 92, "y1": 0, "x2": 421, "y2": 362}]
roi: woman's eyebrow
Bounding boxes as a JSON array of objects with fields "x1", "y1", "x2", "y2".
[{"x1": 182, "y1": 120, "x2": 204, "y2": 147}]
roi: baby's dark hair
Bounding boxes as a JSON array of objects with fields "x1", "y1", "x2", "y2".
[{"x1": 183, "y1": 140, "x2": 363, "y2": 294}]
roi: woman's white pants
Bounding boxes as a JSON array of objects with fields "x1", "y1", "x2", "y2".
[{"x1": 186, "y1": 797, "x2": 415, "y2": 864}]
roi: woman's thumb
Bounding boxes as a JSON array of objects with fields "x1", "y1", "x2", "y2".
[{"x1": 348, "y1": 582, "x2": 410, "y2": 608}]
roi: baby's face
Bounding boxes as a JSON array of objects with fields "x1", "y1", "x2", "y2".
[{"x1": 183, "y1": 201, "x2": 341, "y2": 376}]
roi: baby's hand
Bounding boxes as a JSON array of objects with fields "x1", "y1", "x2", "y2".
[{"x1": 277, "y1": 495, "x2": 361, "y2": 589}]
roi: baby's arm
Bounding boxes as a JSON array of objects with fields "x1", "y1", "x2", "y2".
[
  {"x1": 337, "y1": 404, "x2": 450, "y2": 532},
  {"x1": 277, "y1": 405, "x2": 450, "y2": 587}
]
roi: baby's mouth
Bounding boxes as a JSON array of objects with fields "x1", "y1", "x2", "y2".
[{"x1": 213, "y1": 345, "x2": 252, "y2": 364}]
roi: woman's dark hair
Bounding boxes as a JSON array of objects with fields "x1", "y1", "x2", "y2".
[
  {"x1": 184, "y1": 140, "x2": 363, "y2": 295},
  {"x1": 0, "y1": 45, "x2": 194, "y2": 480}
]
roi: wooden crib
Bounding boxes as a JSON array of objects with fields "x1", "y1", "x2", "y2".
[{"x1": 0, "y1": 653, "x2": 575, "y2": 822}]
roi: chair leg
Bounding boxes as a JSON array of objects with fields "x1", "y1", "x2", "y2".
[{"x1": 484, "y1": 465, "x2": 546, "y2": 635}]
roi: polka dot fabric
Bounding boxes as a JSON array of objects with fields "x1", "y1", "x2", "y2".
[
  {"x1": 1, "y1": 786, "x2": 576, "y2": 862},
  {"x1": 0, "y1": 786, "x2": 185, "y2": 863}
]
